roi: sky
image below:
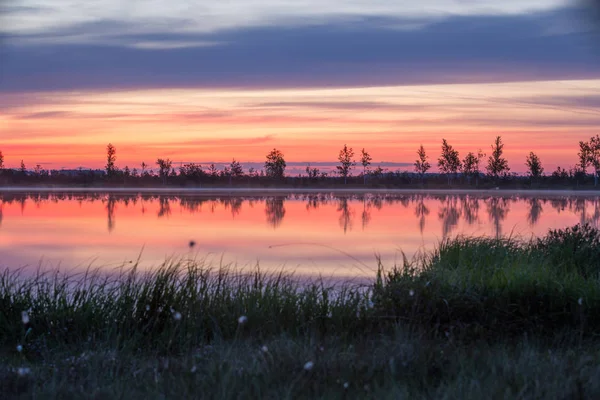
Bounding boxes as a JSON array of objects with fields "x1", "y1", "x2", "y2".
[{"x1": 1, "y1": 0, "x2": 600, "y2": 173}]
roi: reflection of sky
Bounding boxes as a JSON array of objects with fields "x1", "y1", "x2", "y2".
[{"x1": 0, "y1": 193, "x2": 594, "y2": 279}]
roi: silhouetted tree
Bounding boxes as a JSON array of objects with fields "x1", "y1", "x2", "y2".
[
  {"x1": 106, "y1": 143, "x2": 117, "y2": 178},
  {"x1": 208, "y1": 163, "x2": 219, "y2": 178},
  {"x1": 486, "y1": 136, "x2": 510, "y2": 180},
  {"x1": 588, "y1": 135, "x2": 600, "y2": 186},
  {"x1": 462, "y1": 150, "x2": 485, "y2": 186},
  {"x1": 140, "y1": 162, "x2": 148, "y2": 177},
  {"x1": 265, "y1": 148, "x2": 286, "y2": 180},
  {"x1": 156, "y1": 158, "x2": 172, "y2": 185},
  {"x1": 230, "y1": 159, "x2": 243, "y2": 178},
  {"x1": 20, "y1": 160, "x2": 26, "y2": 175},
  {"x1": 360, "y1": 148, "x2": 372, "y2": 185},
  {"x1": 0, "y1": 151, "x2": 4, "y2": 171},
  {"x1": 437, "y1": 139, "x2": 461, "y2": 185},
  {"x1": 305, "y1": 164, "x2": 319, "y2": 180},
  {"x1": 414, "y1": 145, "x2": 431, "y2": 183},
  {"x1": 337, "y1": 144, "x2": 355, "y2": 184},
  {"x1": 578, "y1": 141, "x2": 590, "y2": 176},
  {"x1": 525, "y1": 152, "x2": 544, "y2": 181}
]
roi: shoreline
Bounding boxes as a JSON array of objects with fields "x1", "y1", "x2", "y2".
[{"x1": 1, "y1": 186, "x2": 600, "y2": 197}]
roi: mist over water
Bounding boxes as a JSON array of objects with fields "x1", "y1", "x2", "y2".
[{"x1": 0, "y1": 191, "x2": 597, "y2": 279}]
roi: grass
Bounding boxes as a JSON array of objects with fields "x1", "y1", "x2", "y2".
[{"x1": 3, "y1": 224, "x2": 600, "y2": 398}]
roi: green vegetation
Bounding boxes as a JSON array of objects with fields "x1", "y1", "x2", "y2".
[{"x1": 3, "y1": 224, "x2": 600, "y2": 398}]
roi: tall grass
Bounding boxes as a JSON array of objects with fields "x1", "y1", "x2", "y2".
[
  {"x1": 3, "y1": 223, "x2": 600, "y2": 398},
  {"x1": 374, "y1": 223, "x2": 600, "y2": 339}
]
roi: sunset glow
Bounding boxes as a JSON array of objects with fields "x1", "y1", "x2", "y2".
[
  {"x1": 2, "y1": 79, "x2": 600, "y2": 173},
  {"x1": 2, "y1": 0, "x2": 599, "y2": 174}
]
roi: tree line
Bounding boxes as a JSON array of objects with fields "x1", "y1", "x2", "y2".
[{"x1": 1, "y1": 135, "x2": 600, "y2": 188}]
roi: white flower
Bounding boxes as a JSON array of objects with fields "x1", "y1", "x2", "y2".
[
  {"x1": 343, "y1": 382, "x2": 349, "y2": 389},
  {"x1": 190, "y1": 366, "x2": 197, "y2": 373},
  {"x1": 578, "y1": 297, "x2": 583, "y2": 306},
  {"x1": 16, "y1": 344, "x2": 23, "y2": 353},
  {"x1": 17, "y1": 367, "x2": 30, "y2": 376},
  {"x1": 173, "y1": 312, "x2": 182, "y2": 321},
  {"x1": 367, "y1": 300, "x2": 374, "y2": 309},
  {"x1": 21, "y1": 311, "x2": 29, "y2": 325},
  {"x1": 261, "y1": 346, "x2": 268, "y2": 353},
  {"x1": 409, "y1": 289, "x2": 415, "y2": 297},
  {"x1": 303, "y1": 361, "x2": 314, "y2": 371},
  {"x1": 145, "y1": 305, "x2": 150, "y2": 311},
  {"x1": 238, "y1": 316, "x2": 248, "y2": 325}
]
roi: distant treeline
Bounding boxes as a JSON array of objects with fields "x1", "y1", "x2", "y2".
[{"x1": 1, "y1": 135, "x2": 600, "y2": 188}]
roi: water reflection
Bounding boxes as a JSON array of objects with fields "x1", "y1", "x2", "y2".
[
  {"x1": 1, "y1": 192, "x2": 599, "y2": 278},
  {"x1": 2, "y1": 192, "x2": 600, "y2": 236},
  {"x1": 265, "y1": 197, "x2": 286, "y2": 228}
]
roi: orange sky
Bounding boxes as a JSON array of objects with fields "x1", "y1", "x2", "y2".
[{"x1": 2, "y1": 79, "x2": 599, "y2": 173}]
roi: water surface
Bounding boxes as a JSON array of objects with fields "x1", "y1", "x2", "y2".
[{"x1": 0, "y1": 191, "x2": 597, "y2": 279}]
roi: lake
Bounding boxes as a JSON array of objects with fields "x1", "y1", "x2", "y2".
[{"x1": 0, "y1": 190, "x2": 598, "y2": 280}]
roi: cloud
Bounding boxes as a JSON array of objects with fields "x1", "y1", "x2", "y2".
[{"x1": 1, "y1": 7, "x2": 599, "y2": 92}]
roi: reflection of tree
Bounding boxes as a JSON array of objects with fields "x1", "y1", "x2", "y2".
[
  {"x1": 224, "y1": 198, "x2": 243, "y2": 218},
  {"x1": 106, "y1": 195, "x2": 116, "y2": 232},
  {"x1": 527, "y1": 198, "x2": 543, "y2": 227},
  {"x1": 337, "y1": 197, "x2": 354, "y2": 234},
  {"x1": 592, "y1": 199, "x2": 600, "y2": 227},
  {"x1": 265, "y1": 197, "x2": 286, "y2": 228},
  {"x1": 306, "y1": 195, "x2": 320, "y2": 211},
  {"x1": 550, "y1": 198, "x2": 568, "y2": 214},
  {"x1": 414, "y1": 197, "x2": 430, "y2": 235},
  {"x1": 0, "y1": 203, "x2": 3, "y2": 227},
  {"x1": 361, "y1": 199, "x2": 371, "y2": 230},
  {"x1": 486, "y1": 197, "x2": 510, "y2": 238},
  {"x1": 438, "y1": 196, "x2": 461, "y2": 239},
  {"x1": 574, "y1": 198, "x2": 587, "y2": 226},
  {"x1": 461, "y1": 196, "x2": 480, "y2": 225},
  {"x1": 157, "y1": 197, "x2": 171, "y2": 218}
]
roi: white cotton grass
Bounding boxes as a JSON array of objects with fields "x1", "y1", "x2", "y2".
[
  {"x1": 21, "y1": 311, "x2": 30, "y2": 325},
  {"x1": 343, "y1": 382, "x2": 349, "y2": 389},
  {"x1": 578, "y1": 297, "x2": 583, "y2": 306},
  {"x1": 17, "y1": 367, "x2": 31, "y2": 376},
  {"x1": 16, "y1": 344, "x2": 23, "y2": 353},
  {"x1": 303, "y1": 361, "x2": 314, "y2": 371},
  {"x1": 238, "y1": 315, "x2": 248, "y2": 325},
  {"x1": 409, "y1": 289, "x2": 415, "y2": 297},
  {"x1": 190, "y1": 365, "x2": 197, "y2": 373},
  {"x1": 173, "y1": 312, "x2": 182, "y2": 321},
  {"x1": 145, "y1": 305, "x2": 150, "y2": 311},
  {"x1": 261, "y1": 345, "x2": 269, "y2": 353}
]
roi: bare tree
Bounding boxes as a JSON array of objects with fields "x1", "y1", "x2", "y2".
[
  {"x1": 437, "y1": 139, "x2": 461, "y2": 185},
  {"x1": 486, "y1": 136, "x2": 510, "y2": 180},
  {"x1": 0, "y1": 151, "x2": 4, "y2": 171},
  {"x1": 414, "y1": 145, "x2": 431, "y2": 183},
  {"x1": 337, "y1": 144, "x2": 355, "y2": 184},
  {"x1": 106, "y1": 143, "x2": 117, "y2": 178},
  {"x1": 265, "y1": 148, "x2": 286, "y2": 180},
  {"x1": 360, "y1": 148, "x2": 372, "y2": 185}
]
